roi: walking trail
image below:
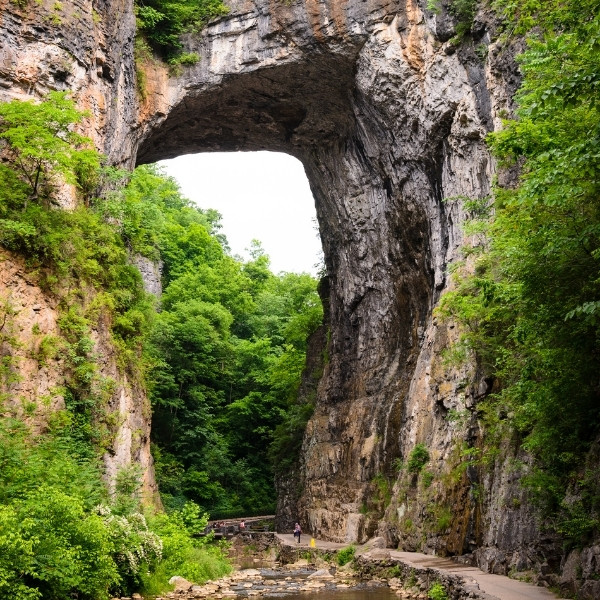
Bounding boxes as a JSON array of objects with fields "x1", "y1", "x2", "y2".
[{"x1": 275, "y1": 534, "x2": 568, "y2": 600}]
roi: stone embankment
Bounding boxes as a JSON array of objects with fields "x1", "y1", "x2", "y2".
[
  {"x1": 354, "y1": 550, "x2": 568, "y2": 600},
  {"x1": 271, "y1": 533, "x2": 569, "y2": 600}
]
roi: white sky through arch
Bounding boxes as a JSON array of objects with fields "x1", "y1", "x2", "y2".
[{"x1": 158, "y1": 152, "x2": 322, "y2": 275}]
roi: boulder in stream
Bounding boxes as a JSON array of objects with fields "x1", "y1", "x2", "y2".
[
  {"x1": 168, "y1": 576, "x2": 193, "y2": 591},
  {"x1": 307, "y1": 569, "x2": 334, "y2": 580}
]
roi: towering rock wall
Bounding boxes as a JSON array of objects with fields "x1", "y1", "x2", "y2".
[
  {"x1": 0, "y1": 249, "x2": 158, "y2": 498},
  {"x1": 0, "y1": 0, "x2": 158, "y2": 494},
  {"x1": 3, "y1": 0, "x2": 595, "y2": 591}
]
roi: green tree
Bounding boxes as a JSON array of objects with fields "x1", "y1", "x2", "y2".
[
  {"x1": 0, "y1": 94, "x2": 233, "y2": 599},
  {"x1": 0, "y1": 91, "x2": 99, "y2": 207}
]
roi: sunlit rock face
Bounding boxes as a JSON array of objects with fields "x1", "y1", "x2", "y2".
[{"x1": 1, "y1": 0, "x2": 557, "y2": 579}]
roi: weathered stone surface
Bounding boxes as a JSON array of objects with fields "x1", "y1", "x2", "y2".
[
  {"x1": 359, "y1": 537, "x2": 387, "y2": 552},
  {"x1": 0, "y1": 0, "x2": 155, "y2": 497},
  {"x1": 307, "y1": 568, "x2": 334, "y2": 579},
  {"x1": 0, "y1": 249, "x2": 67, "y2": 420},
  {"x1": 0, "y1": 249, "x2": 157, "y2": 499},
  {"x1": 1, "y1": 0, "x2": 598, "y2": 590},
  {"x1": 132, "y1": 254, "x2": 163, "y2": 298},
  {"x1": 168, "y1": 576, "x2": 194, "y2": 591}
]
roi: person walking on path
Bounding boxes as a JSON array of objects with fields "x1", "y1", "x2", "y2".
[{"x1": 293, "y1": 522, "x2": 302, "y2": 544}]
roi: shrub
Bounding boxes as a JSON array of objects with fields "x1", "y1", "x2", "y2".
[
  {"x1": 0, "y1": 485, "x2": 119, "y2": 600},
  {"x1": 428, "y1": 581, "x2": 449, "y2": 600},
  {"x1": 0, "y1": 419, "x2": 231, "y2": 599},
  {"x1": 435, "y1": 506, "x2": 453, "y2": 532},
  {"x1": 336, "y1": 544, "x2": 356, "y2": 566},
  {"x1": 421, "y1": 470, "x2": 434, "y2": 488},
  {"x1": 141, "y1": 506, "x2": 231, "y2": 595},
  {"x1": 407, "y1": 443, "x2": 430, "y2": 474},
  {"x1": 135, "y1": 0, "x2": 228, "y2": 60}
]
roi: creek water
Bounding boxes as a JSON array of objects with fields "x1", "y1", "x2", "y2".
[
  {"x1": 262, "y1": 588, "x2": 397, "y2": 600},
  {"x1": 225, "y1": 566, "x2": 397, "y2": 600}
]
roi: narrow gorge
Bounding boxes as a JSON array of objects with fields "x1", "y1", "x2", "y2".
[{"x1": 1, "y1": 0, "x2": 598, "y2": 597}]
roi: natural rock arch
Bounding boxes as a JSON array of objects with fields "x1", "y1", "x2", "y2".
[
  {"x1": 0, "y1": 0, "x2": 536, "y2": 573},
  {"x1": 132, "y1": 0, "x2": 502, "y2": 549}
]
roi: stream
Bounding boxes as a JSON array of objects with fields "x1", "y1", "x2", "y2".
[
  {"x1": 264, "y1": 588, "x2": 397, "y2": 600},
  {"x1": 185, "y1": 566, "x2": 399, "y2": 600}
]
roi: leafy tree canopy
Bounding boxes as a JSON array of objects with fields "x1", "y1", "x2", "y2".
[{"x1": 0, "y1": 91, "x2": 99, "y2": 206}]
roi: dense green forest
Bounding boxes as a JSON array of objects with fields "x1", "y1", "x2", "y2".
[
  {"x1": 0, "y1": 92, "x2": 321, "y2": 598},
  {"x1": 122, "y1": 165, "x2": 323, "y2": 514},
  {"x1": 439, "y1": 0, "x2": 600, "y2": 544}
]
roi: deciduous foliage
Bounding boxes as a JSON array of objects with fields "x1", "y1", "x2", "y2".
[
  {"x1": 121, "y1": 166, "x2": 324, "y2": 514},
  {"x1": 1, "y1": 92, "x2": 323, "y2": 529},
  {"x1": 0, "y1": 91, "x2": 99, "y2": 206},
  {"x1": 0, "y1": 94, "x2": 251, "y2": 598}
]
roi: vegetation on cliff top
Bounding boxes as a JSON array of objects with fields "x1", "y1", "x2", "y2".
[
  {"x1": 135, "y1": 0, "x2": 228, "y2": 64},
  {"x1": 439, "y1": 0, "x2": 600, "y2": 545}
]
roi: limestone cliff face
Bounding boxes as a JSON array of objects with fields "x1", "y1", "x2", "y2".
[
  {"x1": 0, "y1": 0, "x2": 153, "y2": 497},
  {"x1": 1, "y1": 0, "x2": 596, "y2": 591},
  {"x1": 0, "y1": 0, "x2": 138, "y2": 161},
  {"x1": 0, "y1": 250, "x2": 157, "y2": 498}
]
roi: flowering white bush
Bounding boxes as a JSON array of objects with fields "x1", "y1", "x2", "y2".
[{"x1": 95, "y1": 505, "x2": 163, "y2": 577}]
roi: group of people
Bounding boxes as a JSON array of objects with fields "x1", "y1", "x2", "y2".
[
  {"x1": 211, "y1": 519, "x2": 302, "y2": 541},
  {"x1": 212, "y1": 520, "x2": 246, "y2": 531}
]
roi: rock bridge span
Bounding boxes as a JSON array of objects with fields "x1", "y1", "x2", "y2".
[
  {"x1": 131, "y1": 0, "x2": 502, "y2": 550},
  {"x1": 0, "y1": 0, "x2": 534, "y2": 576}
]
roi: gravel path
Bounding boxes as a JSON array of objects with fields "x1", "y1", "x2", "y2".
[{"x1": 389, "y1": 551, "x2": 567, "y2": 600}]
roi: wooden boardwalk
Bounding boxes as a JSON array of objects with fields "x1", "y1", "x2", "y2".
[{"x1": 205, "y1": 515, "x2": 275, "y2": 539}]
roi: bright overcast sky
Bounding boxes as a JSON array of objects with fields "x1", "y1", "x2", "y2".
[{"x1": 159, "y1": 152, "x2": 323, "y2": 275}]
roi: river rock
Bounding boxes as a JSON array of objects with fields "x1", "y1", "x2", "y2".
[
  {"x1": 168, "y1": 576, "x2": 193, "y2": 592},
  {"x1": 242, "y1": 569, "x2": 262, "y2": 577},
  {"x1": 286, "y1": 559, "x2": 309, "y2": 568},
  {"x1": 362, "y1": 549, "x2": 391, "y2": 561},
  {"x1": 388, "y1": 578, "x2": 402, "y2": 589},
  {"x1": 307, "y1": 569, "x2": 334, "y2": 579},
  {"x1": 363, "y1": 537, "x2": 387, "y2": 550}
]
